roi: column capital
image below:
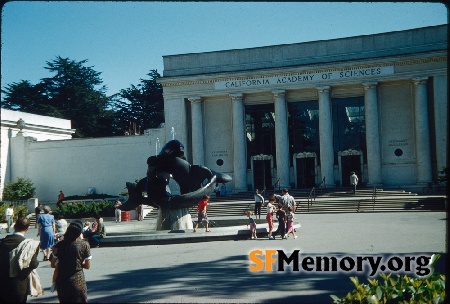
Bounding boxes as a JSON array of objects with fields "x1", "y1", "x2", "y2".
[
  {"x1": 362, "y1": 82, "x2": 378, "y2": 91},
  {"x1": 316, "y1": 86, "x2": 331, "y2": 93},
  {"x1": 229, "y1": 93, "x2": 243, "y2": 101},
  {"x1": 272, "y1": 89, "x2": 286, "y2": 97},
  {"x1": 188, "y1": 97, "x2": 202, "y2": 103},
  {"x1": 412, "y1": 77, "x2": 429, "y2": 86}
]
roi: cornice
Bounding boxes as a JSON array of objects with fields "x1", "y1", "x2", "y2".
[{"x1": 159, "y1": 55, "x2": 447, "y2": 88}]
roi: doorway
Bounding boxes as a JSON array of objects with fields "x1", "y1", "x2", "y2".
[
  {"x1": 341, "y1": 155, "x2": 361, "y2": 187},
  {"x1": 252, "y1": 159, "x2": 272, "y2": 190},
  {"x1": 295, "y1": 157, "x2": 316, "y2": 188}
]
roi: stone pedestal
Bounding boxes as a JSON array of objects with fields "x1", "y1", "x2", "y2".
[
  {"x1": 156, "y1": 208, "x2": 193, "y2": 230},
  {"x1": 27, "y1": 198, "x2": 38, "y2": 214}
]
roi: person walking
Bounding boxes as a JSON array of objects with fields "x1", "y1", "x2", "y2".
[
  {"x1": 193, "y1": 195, "x2": 211, "y2": 232},
  {"x1": 34, "y1": 203, "x2": 42, "y2": 229},
  {"x1": 0, "y1": 217, "x2": 43, "y2": 303},
  {"x1": 51, "y1": 221, "x2": 91, "y2": 303},
  {"x1": 285, "y1": 207, "x2": 298, "y2": 239},
  {"x1": 266, "y1": 196, "x2": 276, "y2": 240},
  {"x1": 350, "y1": 171, "x2": 359, "y2": 194},
  {"x1": 114, "y1": 200, "x2": 122, "y2": 223},
  {"x1": 37, "y1": 206, "x2": 55, "y2": 261},
  {"x1": 253, "y1": 189, "x2": 265, "y2": 219},
  {"x1": 5, "y1": 204, "x2": 14, "y2": 233},
  {"x1": 273, "y1": 203, "x2": 287, "y2": 240}
]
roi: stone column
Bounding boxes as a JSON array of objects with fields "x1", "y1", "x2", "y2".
[
  {"x1": 413, "y1": 77, "x2": 432, "y2": 183},
  {"x1": 189, "y1": 97, "x2": 204, "y2": 165},
  {"x1": 163, "y1": 95, "x2": 188, "y2": 152},
  {"x1": 273, "y1": 90, "x2": 290, "y2": 189},
  {"x1": 363, "y1": 82, "x2": 382, "y2": 186},
  {"x1": 317, "y1": 86, "x2": 335, "y2": 187},
  {"x1": 231, "y1": 94, "x2": 247, "y2": 192}
]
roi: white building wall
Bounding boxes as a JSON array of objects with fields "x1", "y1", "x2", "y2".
[
  {"x1": 19, "y1": 130, "x2": 165, "y2": 203},
  {"x1": 1, "y1": 109, "x2": 74, "y2": 200}
]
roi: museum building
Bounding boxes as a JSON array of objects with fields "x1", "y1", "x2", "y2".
[{"x1": 157, "y1": 24, "x2": 448, "y2": 192}]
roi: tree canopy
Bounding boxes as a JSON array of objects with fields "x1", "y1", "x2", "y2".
[{"x1": 1, "y1": 56, "x2": 164, "y2": 137}]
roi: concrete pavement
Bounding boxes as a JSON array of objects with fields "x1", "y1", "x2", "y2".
[{"x1": 14, "y1": 211, "x2": 446, "y2": 303}]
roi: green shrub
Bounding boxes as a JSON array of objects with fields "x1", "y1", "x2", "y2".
[
  {"x1": 54, "y1": 200, "x2": 115, "y2": 219},
  {"x1": 0, "y1": 203, "x2": 29, "y2": 223},
  {"x1": 3, "y1": 178, "x2": 36, "y2": 201},
  {"x1": 331, "y1": 254, "x2": 445, "y2": 304}
]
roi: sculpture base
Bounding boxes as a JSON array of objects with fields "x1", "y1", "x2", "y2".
[{"x1": 156, "y1": 208, "x2": 193, "y2": 231}]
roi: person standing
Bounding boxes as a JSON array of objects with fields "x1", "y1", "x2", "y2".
[
  {"x1": 37, "y1": 206, "x2": 55, "y2": 261},
  {"x1": 5, "y1": 204, "x2": 14, "y2": 233},
  {"x1": 114, "y1": 200, "x2": 122, "y2": 223},
  {"x1": 193, "y1": 195, "x2": 211, "y2": 232},
  {"x1": 266, "y1": 196, "x2": 276, "y2": 240},
  {"x1": 137, "y1": 204, "x2": 143, "y2": 221},
  {"x1": 34, "y1": 203, "x2": 42, "y2": 229},
  {"x1": 253, "y1": 189, "x2": 265, "y2": 219},
  {"x1": 51, "y1": 221, "x2": 91, "y2": 303},
  {"x1": 214, "y1": 184, "x2": 221, "y2": 197},
  {"x1": 246, "y1": 211, "x2": 257, "y2": 239},
  {"x1": 0, "y1": 217, "x2": 43, "y2": 303},
  {"x1": 350, "y1": 171, "x2": 359, "y2": 194},
  {"x1": 274, "y1": 188, "x2": 296, "y2": 212}
]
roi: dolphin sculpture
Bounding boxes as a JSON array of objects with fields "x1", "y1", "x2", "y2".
[{"x1": 121, "y1": 140, "x2": 232, "y2": 210}]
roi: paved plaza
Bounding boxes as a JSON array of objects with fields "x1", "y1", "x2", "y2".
[{"x1": 5, "y1": 211, "x2": 446, "y2": 303}]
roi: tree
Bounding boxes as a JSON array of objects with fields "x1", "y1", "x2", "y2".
[
  {"x1": 2, "y1": 178, "x2": 36, "y2": 202},
  {"x1": 113, "y1": 70, "x2": 164, "y2": 134},
  {"x1": 2, "y1": 56, "x2": 119, "y2": 138}
]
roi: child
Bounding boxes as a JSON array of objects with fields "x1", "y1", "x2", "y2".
[
  {"x1": 246, "y1": 211, "x2": 257, "y2": 239},
  {"x1": 266, "y1": 196, "x2": 276, "y2": 240},
  {"x1": 274, "y1": 203, "x2": 287, "y2": 239},
  {"x1": 286, "y1": 207, "x2": 298, "y2": 239}
]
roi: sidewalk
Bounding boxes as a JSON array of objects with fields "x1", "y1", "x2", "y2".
[{"x1": 101, "y1": 216, "x2": 299, "y2": 246}]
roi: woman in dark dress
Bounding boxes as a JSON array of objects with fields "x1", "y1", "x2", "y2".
[{"x1": 51, "y1": 221, "x2": 91, "y2": 303}]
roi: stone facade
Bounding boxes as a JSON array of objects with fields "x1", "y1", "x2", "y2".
[{"x1": 158, "y1": 25, "x2": 447, "y2": 191}]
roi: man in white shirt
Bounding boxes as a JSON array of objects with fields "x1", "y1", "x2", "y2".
[
  {"x1": 350, "y1": 172, "x2": 359, "y2": 194},
  {"x1": 5, "y1": 204, "x2": 14, "y2": 233}
]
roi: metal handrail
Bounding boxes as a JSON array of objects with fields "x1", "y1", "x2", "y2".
[
  {"x1": 372, "y1": 186, "x2": 377, "y2": 211},
  {"x1": 307, "y1": 187, "x2": 316, "y2": 212}
]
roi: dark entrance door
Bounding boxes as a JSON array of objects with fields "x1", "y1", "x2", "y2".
[
  {"x1": 341, "y1": 155, "x2": 361, "y2": 187},
  {"x1": 253, "y1": 160, "x2": 272, "y2": 190},
  {"x1": 296, "y1": 157, "x2": 316, "y2": 188}
]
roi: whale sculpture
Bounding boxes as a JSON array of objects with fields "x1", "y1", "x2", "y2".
[{"x1": 121, "y1": 140, "x2": 232, "y2": 211}]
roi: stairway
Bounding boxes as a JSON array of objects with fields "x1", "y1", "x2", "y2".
[
  {"x1": 142, "y1": 188, "x2": 446, "y2": 220},
  {"x1": 145, "y1": 188, "x2": 447, "y2": 220}
]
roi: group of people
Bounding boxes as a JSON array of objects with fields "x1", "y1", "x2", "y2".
[
  {"x1": 0, "y1": 216, "x2": 92, "y2": 303},
  {"x1": 192, "y1": 188, "x2": 301, "y2": 240},
  {"x1": 248, "y1": 188, "x2": 299, "y2": 240}
]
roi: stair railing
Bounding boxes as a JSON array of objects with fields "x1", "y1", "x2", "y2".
[
  {"x1": 307, "y1": 187, "x2": 316, "y2": 212},
  {"x1": 372, "y1": 186, "x2": 377, "y2": 211}
]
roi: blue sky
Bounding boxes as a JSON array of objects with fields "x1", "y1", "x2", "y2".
[{"x1": 1, "y1": 2, "x2": 447, "y2": 98}]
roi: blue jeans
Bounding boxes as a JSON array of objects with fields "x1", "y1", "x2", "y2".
[{"x1": 6, "y1": 215, "x2": 13, "y2": 232}]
